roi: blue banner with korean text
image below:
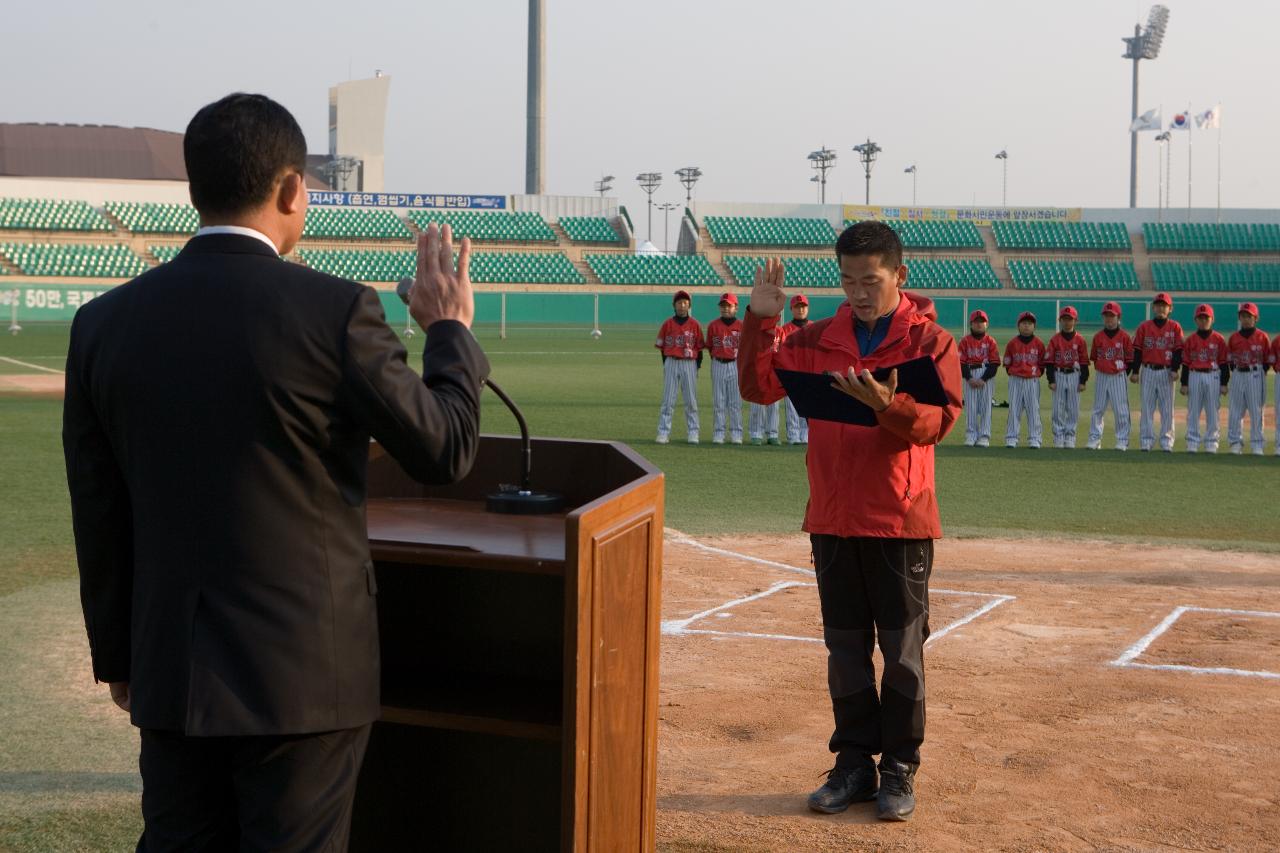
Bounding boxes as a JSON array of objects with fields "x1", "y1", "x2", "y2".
[{"x1": 307, "y1": 191, "x2": 507, "y2": 210}]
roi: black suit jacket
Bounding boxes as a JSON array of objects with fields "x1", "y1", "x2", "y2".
[{"x1": 63, "y1": 233, "x2": 489, "y2": 736}]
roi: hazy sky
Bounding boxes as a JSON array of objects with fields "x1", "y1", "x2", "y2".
[{"x1": 5, "y1": 0, "x2": 1275, "y2": 244}]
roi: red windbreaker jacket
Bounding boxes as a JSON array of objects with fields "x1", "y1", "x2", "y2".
[{"x1": 738, "y1": 292, "x2": 962, "y2": 539}]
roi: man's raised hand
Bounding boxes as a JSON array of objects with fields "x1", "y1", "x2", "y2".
[
  {"x1": 748, "y1": 258, "x2": 786, "y2": 318},
  {"x1": 410, "y1": 223, "x2": 475, "y2": 330}
]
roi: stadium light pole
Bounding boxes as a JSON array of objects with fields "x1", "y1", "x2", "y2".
[
  {"x1": 995, "y1": 150, "x2": 1008, "y2": 206},
  {"x1": 594, "y1": 175, "x2": 615, "y2": 199},
  {"x1": 1122, "y1": 5, "x2": 1171, "y2": 208},
  {"x1": 807, "y1": 147, "x2": 837, "y2": 204},
  {"x1": 904, "y1": 165, "x2": 917, "y2": 206},
  {"x1": 526, "y1": 0, "x2": 546, "y2": 194},
  {"x1": 1153, "y1": 133, "x2": 1169, "y2": 221},
  {"x1": 852, "y1": 139, "x2": 881, "y2": 205},
  {"x1": 658, "y1": 202, "x2": 678, "y2": 253},
  {"x1": 1156, "y1": 131, "x2": 1172, "y2": 219},
  {"x1": 636, "y1": 172, "x2": 663, "y2": 243},
  {"x1": 675, "y1": 167, "x2": 702, "y2": 206}
]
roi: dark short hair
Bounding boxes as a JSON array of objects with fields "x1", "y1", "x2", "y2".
[
  {"x1": 836, "y1": 221, "x2": 903, "y2": 270},
  {"x1": 184, "y1": 93, "x2": 307, "y2": 218}
]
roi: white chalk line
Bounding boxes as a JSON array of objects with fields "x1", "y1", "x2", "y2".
[
  {"x1": 1111, "y1": 605, "x2": 1280, "y2": 679},
  {"x1": 663, "y1": 531, "x2": 1016, "y2": 646},
  {"x1": 0, "y1": 356, "x2": 63, "y2": 374}
]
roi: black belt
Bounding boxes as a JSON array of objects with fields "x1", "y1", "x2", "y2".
[
  {"x1": 1054, "y1": 367, "x2": 1078, "y2": 374},
  {"x1": 714, "y1": 356, "x2": 735, "y2": 364},
  {"x1": 1190, "y1": 367, "x2": 1216, "y2": 373},
  {"x1": 1141, "y1": 365, "x2": 1168, "y2": 371},
  {"x1": 1234, "y1": 365, "x2": 1260, "y2": 371}
]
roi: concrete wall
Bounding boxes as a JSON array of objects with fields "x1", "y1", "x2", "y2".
[
  {"x1": 329, "y1": 76, "x2": 390, "y2": 192},
  {"x1": 0, "y1": 176, "x2": 190, "y2": 205}
]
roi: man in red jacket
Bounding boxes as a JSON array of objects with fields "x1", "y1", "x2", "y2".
[{"x1": 738, "y1": 221, "x2": 962, "y2": 822}]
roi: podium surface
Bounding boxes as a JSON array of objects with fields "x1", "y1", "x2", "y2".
[{"x1": 350, "y1": 435, "x2": 664, "y2": 852}]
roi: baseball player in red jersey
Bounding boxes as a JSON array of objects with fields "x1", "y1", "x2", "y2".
[
  {"x1": 1003, "y1": 311, "x2": 1046, "y2": 448},
  {"x1": 1044, "y1": 305, "x2": 1090, "y2": 448},
  {"x1": 748, "y1": 323, "x2": 785, "y2": 446},
  {"x1": 1225, "y1": 302, "x2": 1270, "y2": 455},
  {"x1": 1179, "y1": 304, "x2": 1230, "y2": 453},
  {"x1": 654, "y1": 290, "x2": 705, "y2": 444},
  {"x1": 1087, "y1": 302, "x2": 1133, "y2": 450},
  {"x1": 1130, "y1": 292, "x2": 1183, "y2": 452},
  {"x1": 959, "y1": 309, "x2": 1000, "y2": 447},
  {"x1": 706, "y1": 292, "x2": 745, "y2": 444},
  {"x1": 1270, "y1": 331, "x2": 1280, "y2": 455},
  {"x1": 781, "y1": 294, "x2": 811, "y2": 444}
]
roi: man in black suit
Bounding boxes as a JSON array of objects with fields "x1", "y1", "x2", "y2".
[{"x1": 62, "y1": 93, "x2": 489, "y2": 851}]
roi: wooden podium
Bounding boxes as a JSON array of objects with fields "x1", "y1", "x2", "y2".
[{"x1": 349, "y1": 435, "x2": 663, "y2": 852}]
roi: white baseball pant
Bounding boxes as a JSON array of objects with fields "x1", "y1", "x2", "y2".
[
  {"x1": 658, "y1": 357, "x2": 699, "y2": 440},
  {"x1": 1227, "y1": 367, "x2": 1266, "y2": 452},
  {"x1": 962, "y1": 378, "x2": 993, "y2": 445},
  {"x1": 1088, "y1": 371, "x2": 1130, "y2": 450},
  {"x1": 1183, "y1": 370, "x2": 1222, "y2": 452},
  {"x1": 1274, "y1": 372, "x2": 1280, "y2": 454},
  {"x1": 784, "y1": 399, "x2": 808, "y2": 444},
  {"x1": 748, "y1": 401, "x2": 780, "y2": 440},
  {"x1": 1005, "y1": 376, "x2": 1042, "y2": 448},
  {"x1": 1139, "y1": 366, "x2": 1175, "y2": 451},
  {"x1": 710, "y1": 359, "x2": 743, "y2": 442},
  {"x1": 1050, "y1": 370, "x2": 1082, "y2": 448}
]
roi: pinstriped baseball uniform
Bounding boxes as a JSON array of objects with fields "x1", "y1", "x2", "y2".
[
  {"x1": 1046, "y1": 331, "x2": 1089, "y2": 448},
  {"x1": 1133, "y1": 318, "x2": 1183, "y2": 451},
  {"x1": 1088, "y1": 327, "x2": 1132, "y2": 450},
  {"x1": 780, "y1": 317, "x2": 810, "y2": 444},
  {"x1": 1271, "y1": 336, "x2": 1280, "y2": 454},
  {"x1": 1226, "y1": 328, "x2": 1270, "y2": 453},
  {"x1": 707, "y1": 316, "x2": 744, "y2": 443},
  {"x1": 748, "y1": 401, "x2": 780, "y2": 440},
  {"x1": 1003, "y1": 334, "x2": 1046, "y2": 448},
  {"x1": 1181, "y1": 329, "x2": 1228, "y2": 453},
  {"x1": 959, "y1": 332, "x2": 999, "y2": 446},
  {"x1": 655, "y1": 314, "x2": 704, "y2": 442}
]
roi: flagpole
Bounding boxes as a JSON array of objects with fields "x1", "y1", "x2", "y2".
[
  {"x1": 1216, "y1": 111, "x2": 1222, "y2": 224},
  {"x1": 1186, "y1": 105, "x2": 1193, "y2": 223}
]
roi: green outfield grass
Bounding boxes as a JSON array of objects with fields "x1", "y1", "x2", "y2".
[{"x1": 1, "y1": 317, "x2": 1278, "y2": 850}]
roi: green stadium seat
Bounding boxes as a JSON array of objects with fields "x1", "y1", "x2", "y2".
[
  {"x1": 1008, "y1": 260, "x2": 1139, "y2": 291},
  {"x1": 1151, "y1": 261, "x2": 1280, "y2": 292},
  {"x1": 991, "y1": 221, "x2": 1130, "y2": 251},
  {"x1": 303, "y1": 208, "x2": 412, "y2": 240},
  {"x1": 107, "y1": 202, "x2": 200, "y2": 234},
  {"x1": 1142, "y1": 222, "x2": 1280, "y2": 253},
  {"x1": 559, "y1": 216, "x2": 623, "y2": 244},
  {"x1": 584, "y1": 254, "x2": 722, "y2": 286},
  {"x1": 0, "y1": 242, "x2": 148, "y2": 277},
  {"x1": 406, "y1": 211, "x2": 556, "y2": 243},
  {"x1": 725, "y1": 255, "x2": 999, "y2": 289},
  {"x1": 296, "y1": 249, "x2": 584, "y2": 284},
  {"x1": 843, "y1": 219, "x2": 984, "y2": 250},
  {"x1": 0, "y1": 198, "x2": 113, "y2": 232},
  {"x1": 149, "y1": 245, "x2": 184, "y2": 264},
  {"x1": 705, "y1": 217, "x2": 836, "y2": 248}
]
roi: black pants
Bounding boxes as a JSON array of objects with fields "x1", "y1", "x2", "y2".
[
  {"x1": 811, "y1": 534, "x2": 932, "y2": 771},
  {"x1": 137, "y1": 724, "x2": 372, "y2": 853}
]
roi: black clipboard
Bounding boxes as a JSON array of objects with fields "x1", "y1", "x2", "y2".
[{"x1": 775, "y1": 356, "x2": 948, "y2": 426}]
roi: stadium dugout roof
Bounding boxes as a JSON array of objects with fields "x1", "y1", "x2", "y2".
[{"x1": 0, "y1": 123, "x2": 329, "y2": 187}]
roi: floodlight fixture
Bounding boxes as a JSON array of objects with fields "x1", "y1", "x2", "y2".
[
  {"x1": 657, "y1": 202, "x2": 678, "y2": 253},
  {"x1": 994, "y1": 150, "x2": 1008, "y2": 206},
  {"x1": 594, "y1": 175, "x2": 615, "y2": 198},
  {"x1": 904, "y1": 164, "x2": 917, "y2": 205},
  {"x1": 636, "y1": 172, "x2": 663, "y2": 242},
  {"x1": 807, "y1": 147, "x2": 837, "y2": 204},
  {"x1": 852, "y1": 138, "x2": 882, "y2": 205},
  {"x1": 675, "y1": 167, "x2": 703, "y2": 204},
  {"x1": 1122, "y1": 5, "x2": 1171, "y2": 207}
]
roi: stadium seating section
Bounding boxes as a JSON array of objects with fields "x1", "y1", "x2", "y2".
[
  {"x1": 149, "y1": 245, "x2": 183, "y2": 263},
  {"x1": 107, "y1": 202, "x2": 200, "y2": 234},
  {"x1": 1143, "y1": 222, "x2": 1280, "y2": 252},
  {"x1": 907, "y1": 259, "x2": 1002, "y2": 289},
  {"x1": 304, "y1": 208, "x2": 412, "y2": 240},
  {"x1": 407, "y1": 211, "x2": 556, "y2": 243},
  {"x1": 586, "y1": 254, "x2": 722, "y2": 286},
  {"x1": 844, "y1": 219, "x2": 984, "y2": 250},
  {"x1": 297, "y1": 249, "x2": 584, "y2": 284},
  {"x1": 1151, "y1": 262, "x2": 1280, "y2": 292},
  {"x1": 1008, "y1": 260, "x2": 1139, "y2": 290},
  {"x1": 558, "y1": 216, "x2": 622, "y2": 243},
  {"x1": 726, "y1": 255, "x2": 837, "y2": 288},
  {"x1": 992, "y1": 221, "x2": 1130, "y2": 250},
  {"x1": 0, "y1": 243, "x2": 147, "y2": 277},
  {"x1": 0, "y1": 198, "x2": 112, "y2": 232},
  {"x1": 705, "y1": 216, "x2": 835, "y2": 247}
]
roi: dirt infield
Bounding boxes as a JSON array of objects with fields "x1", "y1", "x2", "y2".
[
  {"x1": 656, "y1": 533, "x2": 1280, "y2": 852},
  {"x1": 0, "y1": 373, "x2": 63, "y2": 397}
]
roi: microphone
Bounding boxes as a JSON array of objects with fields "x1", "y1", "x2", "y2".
[{"x1": 397, "y1": 278, "x2": 563, "y2": 515}]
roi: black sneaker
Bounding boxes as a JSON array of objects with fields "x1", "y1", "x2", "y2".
[
  {"x1": 807, "y1": 764, "x2": 877, "y2": 814},
  {"x1": 876, "y1": 757, "x2": 916, "y2": 821}
]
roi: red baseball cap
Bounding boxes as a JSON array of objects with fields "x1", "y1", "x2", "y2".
[
  {"x1": 1195, "y1": 303, "x2": 1214, "y2": 318},
  {"x1": 1152, "y1": 292, "x2": 1172, "y2": 306},
  {"x1": 718, "y1": 292, "x2": 738, "y2": 306},
  {"x1": 1238, "y1": 301, "x2": 1259, "y2": 317},
  {"x1": 1059, "y1": 305, "x2": 1078, "y2": 320},
  {"x1": 969, "y1": 309, "x2": 989, "y2": 323},
  {"x1": 1018, "y1": 311, "x2": 1037, "y2": 324},
  {"x1": 1101, "y1": 301, "x2": 1122, "y2": 316},
  {"x1": 673, "y1": 290, "x2": 691, "y2": 304},
  {"x1": 790, "y1": 294, "x2": 809, "y2": 307}
]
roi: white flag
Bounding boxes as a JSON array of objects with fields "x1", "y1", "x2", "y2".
[
  {"x1": 1195, "y1": 104, "x2": 1221, "y2": 129},
  {"x1": 1129, "y1": 108, "x2": 1162, "y2": 132},
  {"x1": 1168, "y1": 111, "x2": 1192, "y2": 131}
]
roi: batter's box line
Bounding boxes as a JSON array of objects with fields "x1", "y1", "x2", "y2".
[{"x1": 1111, "y1": 605, "x2": 1280, "y2": 680}]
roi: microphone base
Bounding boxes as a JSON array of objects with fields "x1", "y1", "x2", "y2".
[{"x1": 486, "y1": 490, "x2": 565, "y2": 515}]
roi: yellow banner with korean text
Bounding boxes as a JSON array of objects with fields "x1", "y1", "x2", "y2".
[{"x1": 842, "y1": 205, "x2": 1083, "y2": 226}]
